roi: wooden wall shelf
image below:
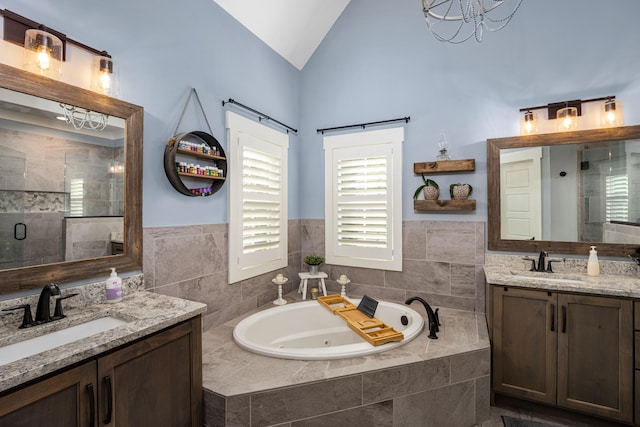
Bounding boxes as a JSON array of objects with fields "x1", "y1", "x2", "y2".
[
  {"x1": 413, "y1": 159, "x2": 475, "y2": 174},
  {"x1": 414, "y1": 199, "x2": 476, "y2": 211}
]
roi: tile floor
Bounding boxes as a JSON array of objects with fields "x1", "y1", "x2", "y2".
[{"x1": 481, "y1": 396, "x2": 629, "y2": 427}]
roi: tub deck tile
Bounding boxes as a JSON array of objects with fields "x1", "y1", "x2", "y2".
[{"x1": 202, "y1": 293, "x2": 491, "y2": 426}]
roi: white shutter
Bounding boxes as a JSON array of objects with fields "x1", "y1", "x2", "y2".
[
  {"x1": 605, "y1": 174, "x2": 628, "y2": 222},
  {"x1": 324, "y1": 127, "x2": 403, "y2": 271},
  {"x1": 227, "y1": 112, "x2": 288, "y2": 283}
]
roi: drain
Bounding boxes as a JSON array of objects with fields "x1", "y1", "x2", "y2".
[{"x1": 324, "y1": 340, "x2": 330, "y2": 346}]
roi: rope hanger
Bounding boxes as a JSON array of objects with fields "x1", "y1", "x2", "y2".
[{"x1": 173, "y1": 88, "x2": 215, "y2": 136}]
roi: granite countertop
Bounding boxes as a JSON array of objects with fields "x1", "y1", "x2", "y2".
[
  {"x1": 484, "y1": 266, "x2": 640, "y2": 298},
  {"x1": 0, "y1": 278, "x2": 206, "y2": 394}
]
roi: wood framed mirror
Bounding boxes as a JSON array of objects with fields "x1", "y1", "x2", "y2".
[
  {"x1": 0, "y1": 63, "x2": 142, "y2": 293},
  {"x1": 488, "y1": 125, "x2": 640, "y2": 257}
]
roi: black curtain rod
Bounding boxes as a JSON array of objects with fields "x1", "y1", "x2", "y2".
[
  {"x1": 222, "y1": 98, "x2": 297, "y2": 134},
  {"x1": 317, "y1": 117, "x2": 410, "y2": 134}
]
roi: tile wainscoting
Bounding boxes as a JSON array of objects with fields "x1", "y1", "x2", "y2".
[{"x1": 143, "y1": 220, "x2": 486, "y2": 330}]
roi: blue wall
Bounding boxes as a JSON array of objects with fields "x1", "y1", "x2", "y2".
[
  {"x1": 7, "y1": 0, "x2": 301, "y2": 227},
  {"x1": 7, "y1": 0, "x2": 640, "y2": 226},
  {"x1": 299, "y1": 0, "x2": 640, "y2": 220}
]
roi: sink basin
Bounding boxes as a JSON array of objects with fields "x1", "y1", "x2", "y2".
[
  {"x1": 0, "y1": 316, "x2": 127, "y2": 366},
  {"x1": 511, "y1": 274, "x2": 585, "y2": 284}
]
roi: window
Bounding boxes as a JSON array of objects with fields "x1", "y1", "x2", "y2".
[
  {"x1": 324, "y1": 127, "x2": 403, "y2": 271},
  {"x1": 605, "y1": 174, "x2": 628, "y2": 222},
  {"x1": 227, "y1": 111, "x2": 289, "y2": 283}
]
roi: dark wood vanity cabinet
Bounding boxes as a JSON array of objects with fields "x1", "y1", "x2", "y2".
[
  {"x1": 0, "y1": 317, "x2": 202, "y2": 427},
  {"x1": 0, "y1": 361, "x2": 96, "y2": 427},
  {"x1": 492, "y1": 286, "x2": 633, "y2": 424}
]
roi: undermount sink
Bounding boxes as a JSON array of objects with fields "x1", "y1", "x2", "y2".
[
  {"x1": 0, "y1": 316, "x2": 128, "y2": 367},
  {"x1": 510, "y1": 272, "x2": 586, "y2": 285}
]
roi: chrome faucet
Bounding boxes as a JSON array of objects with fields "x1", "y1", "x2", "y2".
[
  {"x1": 35, "y1": 283, "x2": 61, "y2": 323},
  {"x1": 405, "y1": 296, "x2": 440, "y2": 339}
]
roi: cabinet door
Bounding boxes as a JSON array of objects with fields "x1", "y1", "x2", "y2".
[
  {"x1": 492, "y1": 286, "x2": 557, "y2": 404},
  {"x1": 97, "y1": 318, "x2": 202, "y2": 427},
  {"x1": 557, "y1": 294, "x2": 633, "y2": 423},
  {"x1": 0, "y1": 361, "x2": 97, "y2": 427}
]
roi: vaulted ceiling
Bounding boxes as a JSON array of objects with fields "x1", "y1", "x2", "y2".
[{"x1": 212, "y1": 0, "x2": 351, "y2": 70}]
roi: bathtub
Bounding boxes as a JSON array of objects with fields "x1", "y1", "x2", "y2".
[{"x1": 232, "y1": 298, "x2": 425, "y2": 360}]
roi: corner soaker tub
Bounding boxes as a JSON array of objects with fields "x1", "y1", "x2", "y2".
[{"x1": 232, "y1": 299, "x2": 425, "y2": 360}]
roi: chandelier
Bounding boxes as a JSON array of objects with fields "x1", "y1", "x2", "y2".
[
  {"x1": 59, "y1": 103, "x2": 109, "y2": 131},
  {"x1": 422, "y1": 0, "x2": 523, "y2": 43}
]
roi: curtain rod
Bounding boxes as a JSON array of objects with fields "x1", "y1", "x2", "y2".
[
  {"x1": 222, "y1": 98, "x2": 297, "y2": 134},
  {"x1": 317, "y1": 116, "x2": 410, "y2": 134}
]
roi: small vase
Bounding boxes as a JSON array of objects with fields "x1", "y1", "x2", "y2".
[
  {"x1": 451, "y1": 184, "x2": 471, "y2": 200},
  {"x1": 308, "y1": 264, "x2": 320, "y2": 275},
  {"x1": 423, "y1": 186, "x2": 440, "y2": 200}
]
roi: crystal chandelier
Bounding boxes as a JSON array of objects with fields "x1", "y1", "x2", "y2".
[
  {"x1": 422, "y1": 0, "x2": 523, "y2": 43},
  {"x1": 59, "y1": 103, "x2": 109, "y2": 131}
]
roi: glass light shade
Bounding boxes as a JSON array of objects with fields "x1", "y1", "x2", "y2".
[
  {"x1": 520, "y1": 110, "x2": 538, "y2": 135},
  {"x1": 92, "y1": 55, "x2": 117, "y2": 96},
  {"x1": 23, "y1": 29, "x2": 63, "y2": 80},
  {"x1": 601, "y1": 99, "x2": 624, "y2": 127},
  {"x1": 556, "y1": 106, "x2": 578, "y2": 131}
]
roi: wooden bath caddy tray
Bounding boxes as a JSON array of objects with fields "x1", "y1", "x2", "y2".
[{"x1": 317, "y1": 295, "x2": 404, "y2": 346}]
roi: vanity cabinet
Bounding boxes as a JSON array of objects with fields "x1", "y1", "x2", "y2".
[
  {"x1": 0, "y1": 317, "x2": 202, "y2": 427},
  {"x1": 492, "y1": 286, "x2": 633, "y2": 423},
  {"x1": 0, "y1": 362, "x2": 96, "y2": 427}
]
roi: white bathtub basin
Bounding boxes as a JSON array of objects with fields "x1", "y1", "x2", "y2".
[
  {"x1": 233, "y1": 299, "x2": 424, "y2": 360},
  {"x1": 0, "y1": 316, "x2": 128, "y2": 366}
]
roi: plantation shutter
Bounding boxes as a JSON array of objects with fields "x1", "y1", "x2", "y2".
[
  {"x1": 227, "y1": 111, "x2": 288, "y2": 283},
  {"x1": 324, "y1": 127, "x2": 403, "y2": 271},
  {"x1": 241, "y1": 146, "x2": 282, "y2": 258},
  {"x1": 605, "y1": 174, "x2": 628, "y2": 222}
]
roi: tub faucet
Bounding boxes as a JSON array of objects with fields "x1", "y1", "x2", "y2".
[
  {"x1": 35, "y1": 283, "x2": 61, "y2": 323},
  {"x1": 405, "y1": 296, "x2": 440, "y2": 339}
]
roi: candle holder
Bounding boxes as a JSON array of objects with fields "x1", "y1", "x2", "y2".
[
  {"x1": 336, "y1": 274, "x2": 351, "y2": 298},
  {"x1": 272, "y1": 275, "x2": 288, "y2": 305}
]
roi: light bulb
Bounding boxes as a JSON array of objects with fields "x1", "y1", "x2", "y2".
[
  {"x1": 98, "y1": 71, "x2": 112, "y2": 91},
  {"x1": 35, "y1": 46, "x2": 51, "y2": 71}
]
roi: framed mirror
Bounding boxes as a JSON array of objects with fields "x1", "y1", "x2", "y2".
[
  {"x1": 0, "y1": 63, "x2": 142, "y2": 293},
  {"x1": 488, "y1": 125, "x2": 640, "y2": 257}
]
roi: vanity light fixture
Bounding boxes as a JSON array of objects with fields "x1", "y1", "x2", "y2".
[
  {"x1": 23, "y1": 28, "x2": 63, "y2": 80},
  {"x1": 519, "y1": 95, "x2": 623, "y2": 134},
  {"x1": 519, "y1": 110, "x2": 538, "y2": 135},
  {"x1": 2, "y1": 9, "x2": 116, "y2": 94}
]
